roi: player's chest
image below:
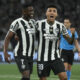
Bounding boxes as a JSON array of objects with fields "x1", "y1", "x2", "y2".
[
  {"x1": 20, "y1": 22, "x2": 35, "y2": 34},
  {"x1": 39, "y1": 26, "x2": 60, "y2": 36},
  {"x1": 39, "y1": 26, "x2": 60, "y2": 40}
]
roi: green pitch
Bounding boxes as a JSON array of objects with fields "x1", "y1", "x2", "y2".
[{"x1": 0, "y1": 63, "x2": 80, "y2": 80}]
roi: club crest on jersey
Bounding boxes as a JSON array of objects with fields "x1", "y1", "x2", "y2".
[
  {"x1": 49, "y1": 28, "x2": 53, "y2": 33},
  {"x1": 55, "y1": 28, "x2": 59, "y2": 33}
]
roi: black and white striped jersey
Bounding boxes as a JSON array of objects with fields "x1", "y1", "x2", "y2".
[
  {"x1": 9, "y1": 17, "x2": 36, "y2": 59},
  {"x1": 36, "y1": 19, "x2": 68, "y2": 61}
]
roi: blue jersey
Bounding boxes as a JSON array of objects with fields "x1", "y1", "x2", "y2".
[{"x1": 60, "y1": 29, "x2": 78, "y2": 50}]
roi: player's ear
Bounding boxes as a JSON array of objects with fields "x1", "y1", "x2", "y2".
[
  {"x1": 70, "y1": 22, "x2": 72, "y2": 25},
  {"x1": 22, "y1": 9, "x2": 27, "y2": 15}
]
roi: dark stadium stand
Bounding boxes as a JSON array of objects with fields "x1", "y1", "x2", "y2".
[
  {"x1": 0, "y1": 0, "x2": 80, "y2": 40},
  {"x1": 0, "y1": 0, "x2": 80, "y2": 62}
]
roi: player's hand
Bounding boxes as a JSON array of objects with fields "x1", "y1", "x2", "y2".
[
  {"x1": 78, "y1": 52, "x2": 80, "y2": 56},
  {"x1": 70, "y1": 28, "x2": 75, "y2": 34},
  {"x1": 14, "y1": 35, "x2": 19, "y2": 41},
  {"x1": 4, "y1": 52, "x2": 11, "y2": 63}
]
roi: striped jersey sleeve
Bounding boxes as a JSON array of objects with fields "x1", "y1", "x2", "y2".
[{"x1": 9, "y1": 20, "x2": 19, "y2": 33}]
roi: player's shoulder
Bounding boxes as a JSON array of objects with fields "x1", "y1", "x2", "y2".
[
  {"x1": 55, "y1": 20, "x2": 64, "y2": 26},
  {"x1": 36, "y1": 19, "x2": 46, "y2": 24},
  {"x1": 55, "y1": 20, "x2": 65, "y2": 30},
  {"x1": 29, "y1": 19, "x2": 36, "y2": 24},
  {"x1": 30, "y1": 19, "x2": 36, "y2": 22},
  {"x1": 11, "y1": 17, "x2": 22, "y2": 25}
]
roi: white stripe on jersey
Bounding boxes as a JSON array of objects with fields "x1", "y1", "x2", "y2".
[
  {"x1": 38, "y1": 22, "x2": 43, "y2": 61},
  {"x1": 51, "y1": 42, "x2": 56, "y2": 60},
  {"x1": 51, "y1": 50, "x2": 55, "y2": 60},
  {"x1": 44, "y1": 39, "x2": 49, "y2": 61},
  {"x1": 28, "y1": 21, "x2": 35, "y2": 57},
  {"x1": 57, "y1": 50, "x2": 60, "y2": 58},
  {"x1": 44, "y1": 22, "x2": 49, "y2": 61},
  {"x1": 28, "y1": 31, "x2": 33, "y2": 57}
]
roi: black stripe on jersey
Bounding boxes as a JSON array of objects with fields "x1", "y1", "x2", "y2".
[
  {"x1": 41, "y1": 22, "x2": 45, "y2": 61},
  {"x1": 36, "y1": 23, "x2": 40, "y2": 46},
  {"x1": 57, "y1": 24, "x2": 61, "y2": 55},
  {"x1": 54, "y1": 24, "x2": 60, "y2": 59},
  {"x1": 54, "y1": 40, "x2": 58, "y2": 59},
  {"x1": 48, "y1": 27, "x2": 53, "y2": 61},
  {"x1": 20, "y1": 20, "x2": 30, "y2": 57},
  {"x1": 13, "y1": 22, "x2": 19, "y2": 31},
  {"x1": 48, "y1": 40, "x2": 53, "y2": 61},
  {"x1": 16, "y1": 29, "x2": 23, "y2": 57},
  {"x1": 31, "y1": 35, "x2": 34, "y2": 58},
  {"x1": 57, "y1": 24, "x2": 60, "y2": 38}
]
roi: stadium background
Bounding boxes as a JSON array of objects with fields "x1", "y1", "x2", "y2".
[{"x1": 0, "y1": 0, "x2": 80, "y2": 80}]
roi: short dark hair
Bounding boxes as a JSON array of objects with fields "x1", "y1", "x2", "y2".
[
  {"x1": 64, "y1": 17, "x2": 72, "y2": 23},
  {"x1": 46, "y1": 4, "x2": 58, "y2": 10}
]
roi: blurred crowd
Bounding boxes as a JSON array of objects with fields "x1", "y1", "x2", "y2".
[{"x1": 0, "y1": 0, "x2": 80, "y2": 40}]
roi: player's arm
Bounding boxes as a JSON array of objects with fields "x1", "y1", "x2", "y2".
[
  {"x1": 62, "y1": 25, "x2": 75, "y2": 44},
  {"x1": 74, "y1": 39, "x2": 80, "y2": 56},
  {"x1": 4, "y1": 21, "x2": 19, "y2": 63},
  {"x1": 63, "y1": 33, "x2": 75, "y2": 44},
  {"x1": 4, "y1": 31, "x2": 15, "y2": 63}
]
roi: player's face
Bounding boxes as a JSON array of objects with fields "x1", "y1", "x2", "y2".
[
  {"x1": 64, "y1": 19, "x2": 71, "y2": 29},
  {"x1": 46, "y1": 8, "x2": 58, "y2": 22},
  {"x1": 23, "y1": 6, "x2": 34, "y2": 18}
]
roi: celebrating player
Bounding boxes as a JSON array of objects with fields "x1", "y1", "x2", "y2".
[
  {"x1": 4, "y1": 4, "x2": 35, "y2": 80},
  {"x1": 36, "y1": 4, "x2": 75, "y2": 80}
]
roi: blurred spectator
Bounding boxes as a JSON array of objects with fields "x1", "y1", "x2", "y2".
[{"x1": 0, "y1": 0, "x2": 80, "y2": 50}]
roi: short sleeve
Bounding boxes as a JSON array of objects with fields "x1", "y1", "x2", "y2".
[
  {"x1": 61, "y1": 24, "x2": 68, "y2": 35},
  {"x1": 75, "y1": 31, "x2": 78, "y2": 39},
  {"x1": 9, "y1": 21, "x2": 19, "y2": 33}
]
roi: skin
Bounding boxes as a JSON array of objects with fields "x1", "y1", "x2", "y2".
[
  {"x1": 4, "y1": 6, "x2": 34, "y2": 79},
  {"x1": 63, "y1": 19, "x2": 80, "y2": 71},
  {"x1": 40, "y1": 7, "x2": 67, "y2": 80},
  {"x1": 46, "y1": 8, "x2": 74, "y2": 44}
]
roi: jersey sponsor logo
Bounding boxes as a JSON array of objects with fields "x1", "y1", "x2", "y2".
[
  {"x1": 26, "y1": 28, "x2": 35, "y2": 34},
  {"x1": 44, "y1": 33, "x2": 58, "y2": 40},
  {"x1": 55, "y1": 28, "x2": 59, "y2": 33}
]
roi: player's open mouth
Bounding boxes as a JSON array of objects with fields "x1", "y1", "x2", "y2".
[{"x1": 50, "y1": 16, "x2": 54, "y2": 18}]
